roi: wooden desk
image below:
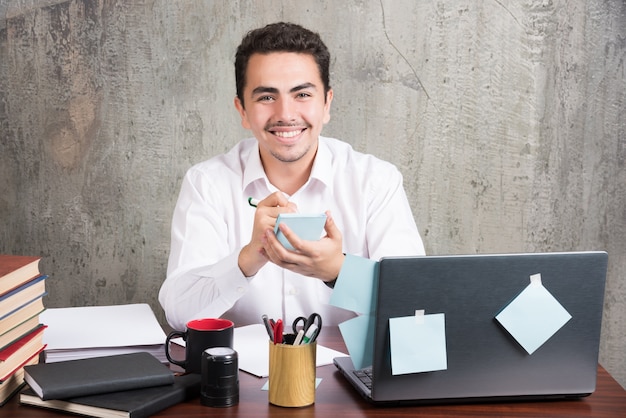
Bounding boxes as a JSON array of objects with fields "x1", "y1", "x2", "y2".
[{"x1": 5, "y1": 327, "x2": 626, "y2": 417}]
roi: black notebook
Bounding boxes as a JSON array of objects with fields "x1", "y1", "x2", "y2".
[
  {"x1": 20, "y1": 373, "x2": 201, "y2": 418},
  {"x1": 23, "y1": 352, "x2": 174, "y2": 400}
]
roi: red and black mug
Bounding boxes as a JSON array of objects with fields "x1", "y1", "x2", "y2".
[{"x1": 165, "y1": 318, "x2": 234, "y2": 374}]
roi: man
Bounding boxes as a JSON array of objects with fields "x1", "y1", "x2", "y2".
[{"x1": 159, "y1": 22, "x2": 425, "y2": 331}]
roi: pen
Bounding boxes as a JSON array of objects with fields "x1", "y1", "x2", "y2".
[
  {"x1": 273, "y1": 319, "x2": 283, "y2": 344},
  {"x1": 248, "y1": 196, "x2": 300, "y2": 213},
  {"x1": 293, "y1": 329, "x2": 305, "y2": 345},
  {"x1": 262, "y1": 314, "x2": 274, "y2": 342},
  {"x1": 300, "y1": 323, "x2": 319, "y2": 344}
]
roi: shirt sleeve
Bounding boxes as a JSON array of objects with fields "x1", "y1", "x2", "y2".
[
  {"x1": 364, "y1": 163, "x2": 425, "y2": 260},
  {"x1": 158, "y1": 169, "x2": 250, "y2": 331}
]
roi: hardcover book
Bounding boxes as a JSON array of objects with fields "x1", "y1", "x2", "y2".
[
  {"x1": 0, "y1": 314, "x2": 41, "y2": 351},
  {"x1": 24, "y1": 352, "x2": 175, "y2": 400},
  {"x1": 0, "y1": 255, "x2": 41, "y2": 296},
  {"x1": 0, "y1": 297, "x2": 45, "y2": 337},
  {"x1": 0, "y1": 325, "x2": 46, "y2": 381},
  {"x1": 19, "y1": 373, "x2": 201, "y2": 418},
  {"x1": 0, "y1": 357, "x2": 38, "y2": 406},
  {"x1": 0, "y1": 275, "x2": 47, "y2": 320}
]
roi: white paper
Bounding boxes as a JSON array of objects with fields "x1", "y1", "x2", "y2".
[{"x1": 41, "y1": 304, "x2": 167, "y2": 362}]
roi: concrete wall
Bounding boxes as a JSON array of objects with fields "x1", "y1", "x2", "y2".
[{"x1": 1, "y1": 0, "x2": 624, "y2": 388}]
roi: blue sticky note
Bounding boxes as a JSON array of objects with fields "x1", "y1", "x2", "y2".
[
  {"x1": 330, "y1": 254, "x2": 378, "y2": 314},
  {"x1": 338, "y1": 314, "x2": 375, "y2": 370},
  {"x1": 495, "y1": 274, "x2": 572, "y2": 355},
  {"x1": 262, "y1": 378, "x2": 322, "y2": 391},
  {"x1": 274, "y1": 213, "x2": 327, "y2": 251},
  {"x1": 389, "y1": 312, "x2": 447, "y2": 375}
]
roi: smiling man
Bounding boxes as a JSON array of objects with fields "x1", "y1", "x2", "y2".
[{"x1": 159, "y1": 22, "x2": 425, "y2": 331}]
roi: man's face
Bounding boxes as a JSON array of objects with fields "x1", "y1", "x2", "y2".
[{"x1": 235, "y1": 52, "x2": 333, "y2": 168}]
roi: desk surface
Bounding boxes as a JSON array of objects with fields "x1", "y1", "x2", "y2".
[{"x1": 6, "y1": 327, "x2": 626, "y2": 417}]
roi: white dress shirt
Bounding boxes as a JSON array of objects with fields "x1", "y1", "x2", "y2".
[{"x1": 159, "y1": 136, "x2": 425, "y2": 330}]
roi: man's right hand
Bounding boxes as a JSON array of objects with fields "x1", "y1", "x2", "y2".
[{"x1": 238, "y1": 192, "x2": 298, "y2": 277}]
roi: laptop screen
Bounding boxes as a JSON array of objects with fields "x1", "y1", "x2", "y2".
[{"x1": 363, "y1": 252, "x2": 607, "y2": 404}]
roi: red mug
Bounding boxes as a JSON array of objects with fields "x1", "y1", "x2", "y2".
[{"x1": 165, "y1": 318, "x2": 234, "y2": 374}]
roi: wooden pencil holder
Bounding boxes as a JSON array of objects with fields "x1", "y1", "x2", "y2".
[{"x1": 268, "y1": 340, "x2": 317, "y2": 407}]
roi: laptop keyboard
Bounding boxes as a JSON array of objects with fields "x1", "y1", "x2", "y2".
[{"x1": 353, "y1": 367, "x2": 373, "y2": 389}]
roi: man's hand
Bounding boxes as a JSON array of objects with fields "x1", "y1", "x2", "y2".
[
  {"x1": 262, "y1": 210, "x2": 345, "y2": 282},
  {"x1": 238, "y1": 192, "x2": 297, "y2": 277}
]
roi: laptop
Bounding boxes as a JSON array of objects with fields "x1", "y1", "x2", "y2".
[{"x1": 334, "y1": 251, "x2": 608, "y2": 405}]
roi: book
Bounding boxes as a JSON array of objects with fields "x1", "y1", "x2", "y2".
[
  {"x1": 0, "y1": 297, "x2": 45, "y2": 345},
  {"x1": 0, "y1": 255, "x2": 41, "y2": 296},
  {"x1": 0, "y1": 356, "x2": 38, "y2": 406},
  {"x1": 23, "y1": 352, "x2": 175, "y2": 400},
  {"x1": 19, "y1": 373, "x2": 201, "y2": 418},
  {"x1": 41, "y1": 304, "x2": 167, "y2": 363},
  {"x1": 0, "y1": 314, "x2": 41, "y2": 351},
  {"x1": 0, "y1": 275, "x2": 47, "y2": 320},
  {"x1": 0, "y1": 325, "x2": 46, "y2": 381},
  {"x1": 0, "y1": 368, "x2": 26, "y2": 406}
]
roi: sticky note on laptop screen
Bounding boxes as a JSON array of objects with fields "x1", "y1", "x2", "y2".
[
  {"x1": 495, "y1": 273, "x2": 572, "y2": 355},
  {"x1": 338, "y1": 314, "x2": 375, "y2": 370},
  {"x1": 274, "y1": 213, "x2": 327, "y2": 250},
  {"x1": 389, "y1": 311, "x2": 448, "y2": 375}
]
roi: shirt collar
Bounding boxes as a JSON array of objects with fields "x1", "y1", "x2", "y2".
[
  {"x1": 242, "y1": 141, "x2": 266, "y2": 192},
  {"x1": 242, "y1": 137, "x2": 333, "y2": 193},
  {"x1": 309, "y1": 137, "x2": 333, "y2": 188}
]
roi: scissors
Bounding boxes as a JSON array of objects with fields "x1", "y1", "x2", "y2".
[{"x1": 292, "y1": 313, "x2": 322, "y2": 335}]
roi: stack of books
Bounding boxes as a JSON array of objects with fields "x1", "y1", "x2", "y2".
[
  {"x1": 0, "y1": 255, "x2": 48, "y2": 406},
  {"x1": 19, "y1": 352, "x2": 201, "y2": 417}
]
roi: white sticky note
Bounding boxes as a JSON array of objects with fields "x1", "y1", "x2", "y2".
[
  {"x1": 389, "y1": 312, "x2": 447, "y2": 375},
  {"x1": 495, "y1": 274, "x2": 572, "y2": 354}
]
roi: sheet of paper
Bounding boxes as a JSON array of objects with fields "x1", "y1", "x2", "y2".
[
  {"x1": 171, "y1": 324, "x2": 347, "y2": 378},
  {"x1": 40, "y1": 304, "x2": 167, "y2": 363},
  {"x1": 495, "y1": 274, "x2": 572, "y2": 354},
  {"x1": 389, "y1": 312, "x2": 447, "y2": 375},
  {"x1": 337, "y1": 314, "x2": 375, "y2": 370},
  {"x1": 41, "y1": 304, "x2": 166, "y2": 349},
  {"x1": 329, "y1": 254, "x2": 378, "y2": 314}
]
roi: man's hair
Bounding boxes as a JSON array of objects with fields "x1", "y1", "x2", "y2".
[{"x1": 235, "y1": 22, "x2": 331, "y2": 107}]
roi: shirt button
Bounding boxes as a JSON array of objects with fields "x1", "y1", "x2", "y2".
[
  {"x1": 237, "y1": 286, "x2": 245, "y2": 293},
  {"x1": 288, "y1": 288, "x2": 299, "y2": 295}
]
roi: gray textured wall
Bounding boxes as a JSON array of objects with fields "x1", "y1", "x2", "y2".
[{"x1": 1, "y1": 0, "x2": 624, "y2": 388}]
